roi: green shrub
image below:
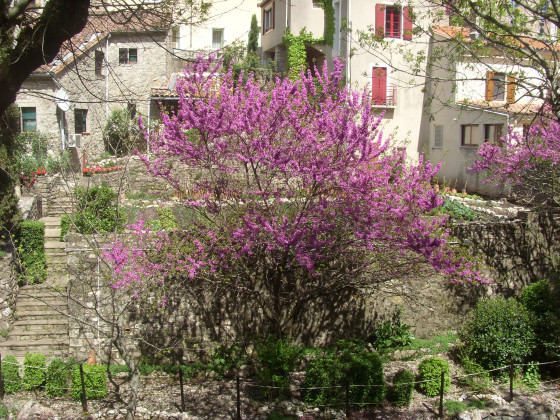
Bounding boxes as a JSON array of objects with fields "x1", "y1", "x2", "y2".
[
  {"x1": 2, "y1": 355, "x2": 21, "y2": 393},
  {"x1": 458, "y1": 356, "x2": 491, "y2": 392},
  {"x1": 60, "y1": 214, "x2": 71, "y2": 241},
  {"x1": 389, "y1": 369, "x2": 414, "y2": 407},
  {"x1": 255, "y1": 336, "x2": 303, "y2": 397},
  {"x1": 23, "y1": 353, "x2": 46, "y2": 390},
  {"x1": 46, "y1": 358, "x2": 70, "y2": 397},
  {"x1": 73, "y1": 184, "x2": 124, "y2": 234},
  {"x1": 444, "y1": 400, "x2": 467, "y2": 416},
  {"x1": 104, "y1": 108, "x2": 144, "y2": 156},
  {"x1": 368, "y1": 308, "x2": 414, "y2": 351},
  {"x1": 460, "y1": 297, "x2": 535, "y2": 371},
  {"x1": 207, "y1": 344, "x2": 246, "y2": 378},
  {"x1": 17, "y1": 220, "x2": 46, "y2": 284},
  {"x1": 302, "y1": 349, "x2": 385, "y2": 408},
  {"x1": 520, "y1": 280, "x2": 560, "y2": 363},
  {"x1": 417, "y1": 357, "x2": 450, "y2": 396},
  {"x1": 71, "y1": 365, "x2": 107, "y2": 400},
  {"x1": 522, "y1": 362, "x2": 540, "y2": 391},
  {"x1": 0, "y1": 401, "x2": 8, "y2": 418}
]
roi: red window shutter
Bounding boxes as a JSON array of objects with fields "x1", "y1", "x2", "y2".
[
  {"x1": 375, "y1": 4, "x2": 385, "y2": 38},
  {"x1": 485, "y1": 71, "x2": 495, "y2": 101},
  {"x1": 372, "y1": 67, "x2": 387, "y2": 105},
  {"x1": 403, "y1": 7, "x2": 413, "y2": 40}
]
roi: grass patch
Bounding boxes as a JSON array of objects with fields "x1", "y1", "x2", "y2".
[{"x1": 389, "y1": 331, "x2": 459, "y2": 358}]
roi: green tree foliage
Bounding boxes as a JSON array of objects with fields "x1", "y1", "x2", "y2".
[
  {"x1": 2, "y1": 355, "x2": 21, "y2": 394},
  {"x1": 104, "y1": 108, "x2": 144, "y2": 156},
  {"x1": 247, "y1": 14, "x2": 259, "y2": 54},
  {"x1": 460, "y1": 297, "x2": 535, "y2": 371},
  {"x1": 73, "y1": 184, "x2": 124, "y2": 234},
  {"x1": 0, "y1": 105, "x2": 21, "y2": 237},
  {"x1": 520, "y1": 279, "x2": 560, "y2": 363}
]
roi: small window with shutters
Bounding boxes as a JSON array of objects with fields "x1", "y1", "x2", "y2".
[
  {"x1": 486, "y1": 72, "x2": 516, "y2": 102},
  {"x1": 434, "y1": 125, "x2": 443, "y2": 148},
  {"x1": 375, "y1": 4, "x2": 413, "y2": 40}
]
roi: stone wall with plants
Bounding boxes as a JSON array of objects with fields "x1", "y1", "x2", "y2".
[{"x1": 0, "y1": 251, "x2": 17, "y2": 332}]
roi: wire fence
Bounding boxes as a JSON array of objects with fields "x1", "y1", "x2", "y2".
[{"x1": 0, "y1": 354, "x2": 558, "y2": 418}]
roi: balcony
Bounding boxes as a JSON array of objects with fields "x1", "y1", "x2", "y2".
[{"x1": 371, "y1": 85, "x2": 397, "y2": 107}]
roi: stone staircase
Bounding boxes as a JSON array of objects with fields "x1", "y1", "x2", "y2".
[{"x1": 0, "y1": 216, "x2": 70, "y2": 361}]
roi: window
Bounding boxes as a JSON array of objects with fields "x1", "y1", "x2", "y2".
[
  {"x1": 95, "y1": 50, "x2": 104, "y2": 76},
  {"x1": 375, "y1": 4, "x2": 413, "y2": 40},
  {"x1": 119, "y1": 48, "x2": 137, "y2": 64},
  {"x1": 486, "y1": 72, "x2": 516, "y2": 102},
  {"x1": 484, "y1": 124, "x2": 504, "y2": 145},
  {"x1": 212, "y1": 29, "x2": 224, "y2": 49},
  {"x1": 262, "y1": 1, "x2": 274, "y2": 34},
  {"x1": 128, "y1": 102, "x2": 137, "y2": 120},
  {"x1": 434, "y1": 125, "x2": 443, "y2": 148},
  {"x1": 74, "y1": 109, "x2": 87, "y2": 134},
  {"x1": 461, "y1": 124, "x2": 479, "y2": 146},
  {"x1": 21, "y1": 107, "x2": 37, "y2": 132},
  {"x1": 172, "y1": 27, "x2": 180, "y2": 49}
]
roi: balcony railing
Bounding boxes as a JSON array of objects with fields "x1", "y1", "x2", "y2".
[{"x1": 371, "y1": 85, "x2": 397, "y2": 107}]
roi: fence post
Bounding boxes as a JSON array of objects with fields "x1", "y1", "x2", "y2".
[
  {"x1": 79, "y1": 364, "x2": 88, "y2": 413},
  {"x1": 236, "y1": 375, "x2": 241, "y2": 420},
  {"x1": 0, "y1": 354, "x2": 4, "y2": 400},
  {"x1": 345, "y1": 382, "x2": 350, "y2": 419},
  {"x1": 509, "y1": 362, "x2": 514, "y2": 402},
  {"x1": 438, "y1": 371, "x2": 445, "y2": 418},
  {"x1": 179, "y1": 367, "x2": 186, "y2": 412}
]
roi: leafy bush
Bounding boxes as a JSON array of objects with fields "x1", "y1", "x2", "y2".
[
  {"x1": 104, "y1": 108, "x2": 144, "y2": 156},
  {"x1": 522, "y1": 362, "x2": 540, "y2": 391},
  {"x1": 60, "y1": 214, "x2": 71, "y2": 241},
  {"x1": 73, "y1": 184, "x2": 124, "y2": 234},
  {"x1": 70, "y1": 365, "x2": 107, "y2": 400},
  {"x1": 368, "y1": 308, "x2": 414, "y2": 351},
  {"x1": 23, "y1": 353, "x2": 46, "y2": 390},
  {"x1": 14, "y1": 131, "x2": 48, "y2": 175},
  {"x1": 2, "y1": 355, "x2": 21, "y2": 393},
  {"x1": 520, "y1": 280, "x2": 560, "y2": 363},
  {"x1": 146, "y1": 207, "x2": 179, "y2": 232},
  {"x1": 17, "y1": 220, "x2": 46, "y2": 284},
  {"x1": 207, "y1": 344, "x2": 246, "y2": 378},
  {"x1": 417, "y1": 357, "x2": 450, "y2": 396},
  {"x1": 255, "y1": 336, "x2": 303, "y2": 397},
  {"x1": 460, "y1": 297, "x2": 535, "y2": 371},
  {"x1": 389, "y1": 369, "x2": 414, "y2": 407},
  {"x1": 46, "y1": 358, "x2": 70, "y2": 397},
  {"x1": 444, "y1": 400, "x2": 467, "y2": 416},
  {"x1": 302, "y1": 349, "x2": 385, "y2": 408},
  {"x1": 430, "y1": 199, "x2": 480, "y2": 221},
  {"x1": 458, "y1": 356, "x2": 491, "y2": 392},
  {"x1": 0, "y1": 402, "x2": 8, "y2": 418}
]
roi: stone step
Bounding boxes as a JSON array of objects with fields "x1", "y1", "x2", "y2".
[
  {"x1": 45, "y1": 241, "x2": 65, "y2": 251},
  {"x1": 17, "y1": 288, "x2": 66, "y2": 299},
  {"x1": 16, "y1": 296, "x2": 66, "y2": 307},
  {"x1": 12, "y1": 319, "x2": 68, "y2": 331},
  {"x1": 8, "y1": 329, "x2": 69, "y2": 341},
  {"x1": 14, "y1": 310, "x2": 68, "y2": 322},
  {"x1": 46, "y1": 251, "x2": 66, "y2": 258},
  {"x1": 45, "y1": 228, "x2": 61, "y2": 238},
  {"x1": 0, "y1": 339, "x2": 69, "y2": 356}
]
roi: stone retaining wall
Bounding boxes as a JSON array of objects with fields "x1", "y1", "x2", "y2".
[{"x1": 0, "y1": 252, "x2": 17, "y2": 331}]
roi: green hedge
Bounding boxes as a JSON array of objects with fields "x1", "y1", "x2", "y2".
[
  {"x1": 302, "y1": 349, "x2": 385, "y2": 408},
  {"x1": 417, "y1": 357, "x2": 450, "y2": 396},
  {"x1": 46, "y1": 358, "x2": 70, "y2": 397},
  {"x1": 2, "y1": 355, "x2": 21, "y2": 393},
  {"x1": 17, "y1": 220, "x2": 46, "y2": 284},
  {"x1": 71, "y1": 365, "x2": 107, "y2": 400},
  {"x1": 389, "y1": 369, "x2": 414, "y2": 407},
  {"x1": 23, "y1": 353, "x2": 46, "y2": 390}
]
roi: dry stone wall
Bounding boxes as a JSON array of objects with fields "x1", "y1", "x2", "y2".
[{"x1": 0, "y1": 253, "x2": 17, "y2": 331}]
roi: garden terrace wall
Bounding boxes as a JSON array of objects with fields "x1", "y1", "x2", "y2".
[
  {"x1": 0, "y1": 252, "x2": 17, "y2": 331},
  {"x1": 452, "y1": 210, "x2": 560, "y2": 294}
]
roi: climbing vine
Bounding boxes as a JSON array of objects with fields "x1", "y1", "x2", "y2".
[
  {"x1": 317, "y1": 0, "x2": 335, "y2": 47},
  {"x1": 282, "y1": 28, "x2": 321, "y2": 78}
]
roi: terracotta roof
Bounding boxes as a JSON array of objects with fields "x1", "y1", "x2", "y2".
[
  {"x1": 432, "y1": 26, "x2": 560, "y2": 51},
  {"x1": 151, "y1": 73, "x2": 182, "y2": 98},
  {"x1": 459, "y1": 99, "x2": 542, "y2": 117},
  {"x1": 34, "y1": 10, "x2": 170, "y2": 75}
]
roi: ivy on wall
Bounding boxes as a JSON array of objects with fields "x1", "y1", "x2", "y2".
[{"x1": 282, "y1": 0, "x2": 336, "y2": 78}]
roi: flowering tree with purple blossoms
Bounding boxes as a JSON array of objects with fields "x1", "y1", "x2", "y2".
[
  {"x1": 104, "y1": 56, "x2": 482, "y2": 341},
  {"x1": 470, "y1": 107, "x2": 560, "y2": 206}
]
